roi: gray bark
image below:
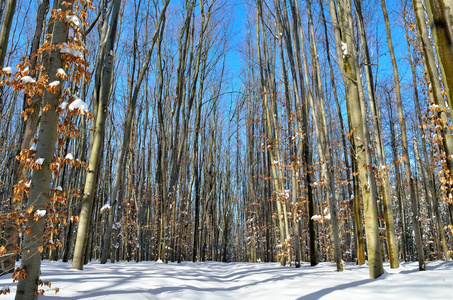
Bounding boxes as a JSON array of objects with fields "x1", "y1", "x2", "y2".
[
  {"x1": 15, "y1": 1, "x2": 72, "y2": 298},
  {"x1": 381, "y1": 0, "x2": 426, "y2": 271},
  {"x1": 329, "y1": 0, "x2": 384, "y2": 278},
  {"x1": 72, "y1": 0, "x2": 121, "y2": 270}
]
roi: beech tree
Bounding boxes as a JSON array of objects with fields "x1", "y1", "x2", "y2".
[
  {"x1": 328, "y1": 0, "x2": 384, "y2": 278},
  {"x1": 12, "y1": 0, "x2": 93, "y2": 297},
  {"x1": 70, "y1": 0, "x2": 122, "y2": 270},
  {"x1": 0, "y1": 1, "x2": 453, "y2": 295}
]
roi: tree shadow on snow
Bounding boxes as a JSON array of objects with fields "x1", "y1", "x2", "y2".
[
  {"x1": 398, "y1": 261, "x2": 453, "y2": 275},
  {"x1": 40, "y1": 264, "x2": 307, "y2": 299},
  {"x1": 297, "y1": 278, "x2": 373, "y2": 300}
]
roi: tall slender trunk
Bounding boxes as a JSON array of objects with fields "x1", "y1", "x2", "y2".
[
  {"x1": 306, "y1": 0, "x2": 343, "y2": 271},
  {"x1": 354, "y1": 0, "x2": 399, "y2": 268},
  {"x1": 329, "y1": 0, "x2": 384, "y2": 278},
  {"x1": 72, "y1": 0, "x2": 122, "y2": 270},
  {"x1": 381, "y1": 0, "x2": 426, "y2": 270},
  {"x1": 0, "y1": 0, "x2": 15, "y2": 113},
  {"x1": 255, "y1": 0, "x2": 289, "y2": 266},
  {"x1": 16, "y1": 1, "x2": 72, "y2": 298},
  {"x1": 423, "y1": 0, "x2": 453, "y2": 116},
  {"x1": 274, "y1": 0, "x2": 302, "y2": 268},
  {"x1": 319, "y1": 0, "x2": 362, "y2": 265},
  {"x1": 0, "y1": 0, "x2": 15, "y2": 67},
  {"x1": 410, "y1": 0, "x2": 451, "y2": 261},
  {"x1": 287, "y1": 0, "x2": 317, "y2": 266},
  {"x1": 1, "y1": 0, "x2": 49, "y2": 275}
]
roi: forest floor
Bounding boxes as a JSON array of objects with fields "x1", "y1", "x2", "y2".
[{"x1": 0, "y1": 259, "x2": 452, "y2": 299}]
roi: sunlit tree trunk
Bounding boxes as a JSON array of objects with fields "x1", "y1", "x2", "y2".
[
  {"x1": 354, "y1": 0, "x2": 399, "y2": 268},
  {"x1": 329, "y1": 0, "x2": 384, "y2": 278},
  {"x1": 256, "y1": 0, "x2": 290, "y2": 266},
  {"x1": 306, "y1": 0, "x2": 343, "y2": 271},
  {"x1": 0, "y1": 0, "x2": 15, "y2": 68},
  {"x1": 287, "y1": 0, "x2": 318, "y2": 266},
  {"x1": 411, "y1": 0, "x2": 451, "y2": 261},
  {"x1": 424, "y1": 0, "x2": 453, "y2": 117},
  {"x1": 16, "y1": 1, "x2": 72, "y2": 297},
  {"x1": 381, "y1": 0, "x2": 426, "y2": 271},
  {"x1": 1, "y1": 0, "x2": 49, "y2": 275},
  {"x1": 72, "y1": 0, "x2": 121, "y2": 270}
]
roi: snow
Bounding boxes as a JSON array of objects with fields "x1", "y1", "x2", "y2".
[
  {"x1": 100, "y1": 203, "x2": 111, "y2": 213},
  {"x1": 65, "y1": 153, "x2": 74, "y2": 160},
  {"x1": 57, "y1": 68, "x2": 66, "y2": 77},
  {"x1": 35, "y1": 157, "x2": 44, "y2": 165},
  {"x1": 341, "y1": 41, "x2": 348, "y2": 57},
  {"x1": 48, "y1": 81, "x2": 60, "y2": 87},
  {"x1": 60, "y1": 43, "x2": 84, "y2": 59},
  {"x1": 20, "y1": 76, "x2": 35, "y2": 84},
  {"x1": 36, "y1": 209, "x2": 46, "y2": 217},
  {"x1": 68, "y1": 98, "x2": 89, "y2": 113},
  {"x1": 29, "y1": 146, "x2": 36, "y2": 151},
  {"x1": 56, "y1": 186, "x2": 63, "y2": 191},
  {"x1": 59, "y1": 101, "x2": 68, "y2": 110},
  {"x1": 2, "y1": 67, "x2": 12, "y2": 74},
  {"x1": 311, "y1": 214, "x2": 322, "y2": 221},
  {"x1": 0, "y1": 261, "x2": 451, "y2": 299},
  {"x1": 66, "y1": 15, "x2": 80, "y2": 27}
]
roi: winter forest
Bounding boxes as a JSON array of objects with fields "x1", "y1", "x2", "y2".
[{"x1": 0, "y1": 0, "x2": 452, "y2": 298}]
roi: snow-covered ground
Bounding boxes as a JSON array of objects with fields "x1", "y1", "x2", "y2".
[{"x1": 1, "y1": 260, "x2": 452, "y2": 299}]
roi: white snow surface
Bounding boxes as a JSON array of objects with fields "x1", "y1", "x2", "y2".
[{"x1": 0, "y1": 260, "x2": 451, "y2": 299}]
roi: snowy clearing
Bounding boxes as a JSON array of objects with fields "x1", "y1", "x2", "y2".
[{"x1": 0, "y1": 260, "x2": 452, "y2": 299}]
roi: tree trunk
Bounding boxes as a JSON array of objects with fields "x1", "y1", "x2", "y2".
[
  {"x1": 1, "y1": 0, "x2": 49, "y2": 276},
  {"x1": 72, "y1": 0, "x2": 121, "y2": 270},
  {"x1": 15, "y1": 1, "x2": 72, "y2": 298},
  {"x1": 306, "y1": 0, "x2": 343, "y2": 271},
  {"x1": 354, "y1": 0, "x2": 399, "y2": 268},
  {"x1": 381, "y1": 0, "x2": 426, "y2": 271},
  {"x1": 0, "y1": 0, "x2": 15, "y2": 67},
  {"x1": 411, "y1": 0, "x2": 451, "y2": 261},
  {"x1": 424, "y1": 0, "x2": 453, "y2": 117},
  {"x1": 329, "y1": 0, "x2": 384, "y2": 278}
]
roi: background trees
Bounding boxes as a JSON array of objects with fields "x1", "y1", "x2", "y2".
[{"x1": 0, "y1": 0, "x2": 452, "y2": 296}]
